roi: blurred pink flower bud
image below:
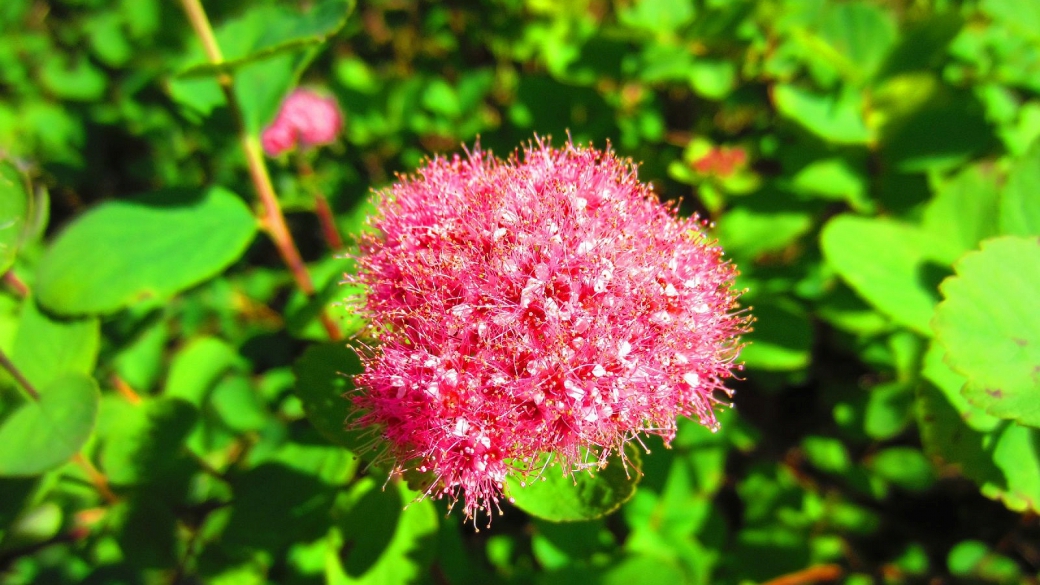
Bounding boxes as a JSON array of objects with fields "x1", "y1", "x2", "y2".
[{"x1": 261, "y1": 88, "x2": 343, "y2": 156}]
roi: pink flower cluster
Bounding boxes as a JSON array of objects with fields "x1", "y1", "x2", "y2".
[
  {"x1": 350, "y1": 138, "x2": 747, "y2": 520},
  {"x1": 261, "y1": 89, "x2": 342, "y2": 156}
]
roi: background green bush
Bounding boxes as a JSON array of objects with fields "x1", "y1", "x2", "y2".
[{"x1": 1, "y1": 0, "x2": 1038, "y2": 583}]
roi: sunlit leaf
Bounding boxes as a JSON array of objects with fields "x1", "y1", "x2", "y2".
[
  {"x1": 0, "y1": 373, "x2": 99, "y2": 477},
  {"x1": 506, "y1": 444, "x2": 641, "y2": 522},
  {"x1": 36, "y1": 187, "x2": 257, "y2": 316},
  {"x1": 933, "y1": 236, "x2": 1040, "y2": 428}
]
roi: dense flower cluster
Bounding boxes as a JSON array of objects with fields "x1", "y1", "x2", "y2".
[
  {"x1": 261, "y1": 88, "x2": 342, "y2": 156},
  {"x1": 350, "y1": 138, "x2": 748, "y2": 519}
]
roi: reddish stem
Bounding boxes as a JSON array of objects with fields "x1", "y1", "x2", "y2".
[
  {"x1": 761, "y1": 564, "x2": 844, "y2": 585},
  {"x1": 177, "y1": 0, "x2": 341, "y2": 341},
  {"x1": 2, "y1": 270, "x2": 29, "y2": 297}
]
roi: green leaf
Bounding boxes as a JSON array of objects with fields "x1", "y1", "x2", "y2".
[
  {"x1": 774, "y1": 85, "x2": 871, "y2": 144},
  {"x1": 170, "y1": 0, "x2": 355, "y2": 133},
  {"x1": 0, "y1": 161, "x2": 29, "y2": 273},
  {"x1": 789, "y1": 157, "x2": 870, "y2": 211},
  {"x1": 12, "y1": 298, "x2": 99, "y2": 390},
  {"x1": 933, "y1": 235, "x2": 1040, "y2": 428},
  {"x1": 35, "y1": 187, "x2": 257, "y2": 316},
  {"x1": 801, "y1": 435, "x2": 851, "y2": 475},
  {"x1": 176, "y1": 0, "x2": 355, "y2": 78},
  {"x1": 293, "y1": 342, "x2": 364, "y2": 450},
  {"x1": 506, "y1": 444, "x2": 641, "y2": 522},
  {"x1": 0, "y1": 373, "x2": 99, "y2": 477},
  {"x1": 821, "y1": 215, "x2": 950, "y2": 335},
  {"x1": 165, "y1": 336, "x2": 243, "y2": 407},
  {"x1": 1000, "y1": 140, "x2": 1040, "y2": 236},
  {"x1": 715, "y1": 193, "x2": 814, "y2": 259},
  {"x1": 326, "y1": 479, "x2": 438, "y2": 584},
  {"x1": 918, "y1": 343, "x2": 1040, "y2": 513},
  {"x1": 815, "y1": 1, "x2": 898, "y2": 84},
  {"x1": 922, "y1": 165, "x2": 1001, "y2": 258},
  {"x1": 866, "y1": 447, "x2": 936, "y2": 492}
]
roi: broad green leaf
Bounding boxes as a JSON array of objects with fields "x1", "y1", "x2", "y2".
[
  {"x1": 922, "y1": 165, "x2": 1001, "y2": 258},
  {"x1": 506, "y1": 444, "x2": 641, "y2": 522},
  {"x1": 293, "y1": 342, "x2": 364, "y2": 450},
  {"x1": 933, "y1": 236, "x2": 1040, "y2": 428},
  {"x1": 0, "y1": 373, "x2": 99, "y2": 477},
  {"x1": 1000, "y1": 141, "x2": 1040, "y2": 236},
  {"x1": 177, "y1": 0, "x2": 355, "y2": 78},
  {"x1": 815, "y1": 1, "x2": 897, "y2": 84},
  {"x1": 821, "y1": 215, "x2": 950, "y2": 335},
  {"x1": 35, "y1": 187, "x2": 257, "y2": 316},
  {"x1": 918, "y1": 343, "x2": 1040, "y2": 513},
  {"x1": 12, "y1": 298, "x2": 99, "y2": 390},
  {"x1": 0, "y1": 161, "x2": 29, "y2": 273},
  {"x1": 171, "y1": 0, "x2": 355, "y2": 133},
  {"x1": 326, "y1": 479, "x2": 438, "y2": 584},
  {"x1": 774, "y1": 85, "x2": 871, "y2": 144}
]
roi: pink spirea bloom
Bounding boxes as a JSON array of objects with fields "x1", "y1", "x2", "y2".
[
  {"x1": 261, "y1": 89, "x2": 342, "y2": 156},
  {"x1": 350, "y1": 137, "x2": 748, "y2": 520}
]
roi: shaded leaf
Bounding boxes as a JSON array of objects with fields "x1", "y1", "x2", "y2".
[
  {"x1": 293, "y1": 341, "x2": 364, "y2": 450},
  {"x1": 917, "y1": 343, "x2": 1040, "y2": 513}
]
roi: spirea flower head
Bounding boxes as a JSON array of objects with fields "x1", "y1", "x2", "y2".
[
  {"x1": 261, "y1": 88, "x2": 343, "y2": 156},
  {"x1": 349, "y1": 136, "x2": 748, "y2": 521}
]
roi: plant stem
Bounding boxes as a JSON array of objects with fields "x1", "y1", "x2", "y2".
[
  {"x1": 73, "y1": 454, "x2": 119, "y2": 505},
  {"x1": 761, "y1": 564, "x2": 843, "y2": 585},
  {"x1": 297, "y1": 157, "x2": 345, "y2": 251},
  {"x1": 108, "y1": 373, "x2": 142, "y2": 405},
  {"x1": 0, "y1": 347, "x2": 40, "y2": 402},
  {"x1": 177, "y1": 0, "x2": 341, "y2": 341},
  {"x1": 2, "y1": 270, "x2": 29, "y2": 297}
]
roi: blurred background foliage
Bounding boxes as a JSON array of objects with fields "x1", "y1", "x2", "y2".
[{"x1": 1, "y1": 0, "x2": 1039, "y2": 583}]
